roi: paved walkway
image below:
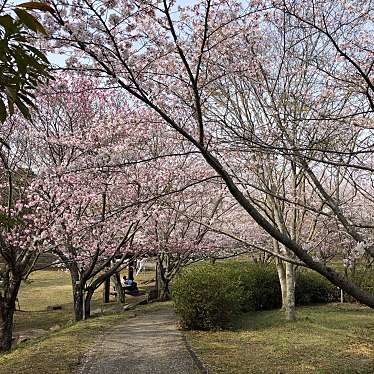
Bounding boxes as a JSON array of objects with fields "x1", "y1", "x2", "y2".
[{"x1": 77, "y1": 307, "x2": 201, "y2": 374}]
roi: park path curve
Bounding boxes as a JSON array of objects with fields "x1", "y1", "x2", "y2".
[{"x1": 77, "y1": 306, "x2": 201, "y2": 374}]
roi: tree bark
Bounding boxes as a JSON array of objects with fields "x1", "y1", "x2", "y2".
[
  {"x1": 158, "y1": 278, "x2": 171, "y2": 301},
  {"x1": 112, "y1": 272, "x2": 125, "y2": 304},
  {"x1": 102, "y1": 277, "x2": 110, "y2": 304},
  {"x1": 69, "y1": 268, "x2": 85, "y2": 321},
  {"x1": 276, "y1": 258, "x2": 287, "y2": 310},
  {"x1": 84, "y1": 288, "x2": 95, "y2": 319},
  {"x1": 128, "y1": 262, "x2": 134, "y2": 281},
  {"x1": 156, "y1": 261, "x2": 171, "y2": 301},
  {"x1": 0, "y1": 277, "x2": 21, "y2": 352},
  {"x1": 74, "y1": 286, "x2": 84, "y2": 321},
  {"x1": 285, "y1": 262, "x2": 296, "y2": 321}
]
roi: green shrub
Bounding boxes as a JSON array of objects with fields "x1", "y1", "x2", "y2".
[
  {"x1": 233, "y1": 262, "x2": 281, "y2": 312},
  {"x1": 173, "y1": 262, "x2": 281, "y2": 329},
  {"x1": 344, "y1": 268, "x2": 374, "y2": 302},
  {"x1": 173, "y1": 261, "x2": 337, "y2": 330},
  {"x1": 295, "y1": 271, "x2": 338, "y2": 305},
  {"x1": 173, "y1": 263, "x2": 242, "y2": 330},
  {"x1": 352, "y1": 269, "x2": 374, "y2": 291}
]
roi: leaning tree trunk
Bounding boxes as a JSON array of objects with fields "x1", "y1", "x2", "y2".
[
  {"x1": 0, "y1": 275, "x2": 22, "y2": 352},
  {"x1": 84, "y1": 287, "x2": 95, "y2": 319}
]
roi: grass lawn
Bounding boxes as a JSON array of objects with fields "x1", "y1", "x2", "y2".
[
  {"x1": 14, "y1": 269, "x2": 155, "y2": 333},
  {"x1": 0, "y1": 302, "x2": 169, "y2": 374},
  {"x1": 1, "y1": 267, "x2": 159, "y2": 373},
  {"x1": 186, "y1": 303, "x2": 374, "y2": 374}
]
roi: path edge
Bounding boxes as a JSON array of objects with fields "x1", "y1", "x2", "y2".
[{"x1": 182, "y1": 333, "x2": 209, "y2": 374}]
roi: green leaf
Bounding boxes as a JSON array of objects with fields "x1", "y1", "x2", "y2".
[
  {"x1": 14, "y1": 9, "x2": 47, "y2": 35},
  {"x1": 4, "y1": 85, "x2": 17, "y2": 100},
  {"x1": 0, "y1": 98, "x2": 6, "y2": 122},
  {"x1": 25, "y1": 44, "x2": 50, "y2": 63},
  {"x1": 18, "y1": 92, "x2": 35, "y2": 107},
  {"x1": 7, "y1": 97, "x2": 14, "y2": 116},
  {"x1": 0, "y1": 15, "x2": 14, "y2": 30},
  {"x1": 15, "y1": 96, "x2": 31, "y2": 119},
  {"x1": 17, "y1": 2, "x2": 56, "y2": 13},
  {"x1": 5, "y1": 86, "x2": 17, "y2": 100}
]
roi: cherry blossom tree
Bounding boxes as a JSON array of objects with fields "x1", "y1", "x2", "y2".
[
  {"x1": 0, "y1": 117, "x2": 51, "y2": 351},
  {"x1": 29, "y1": 74, "x2": 226, "y2": 318},
  {"x1": 142, "y1": 177, "x2": 237, "y2": 300},
  {"x1": 43, "y1": 0, "x2": 374, "y2": 307},
  {"x1": 27, "y1": 76, "x2": 150, "y2": 320}
]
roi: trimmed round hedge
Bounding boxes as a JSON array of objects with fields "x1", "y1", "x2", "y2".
[
  {"x1": 173, "y1": 261, "x2": 337, "y2": 330},
  {"x1": 172, "y1": 263, "x2": 242, "y2": 330}
]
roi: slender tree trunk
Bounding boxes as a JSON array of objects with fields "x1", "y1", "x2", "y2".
[
  {"x1": 155, "y1": 261, "x2": 160, "y2": 297},
  {"x1": 276, "y1": 258, "x2": 287, "y2": 310},
  {"x1": 285, "y1": 262, "x2": 296, "y2": 321},
  {"x1": 102, "y1": 277, "x2": 110, "y2": 304},
  {"x1": 128, "y1": 261, "x2": 134, "y2": 281},
  {"x1": 0, "y1": 277, "x2": 21, "y2": 352}
]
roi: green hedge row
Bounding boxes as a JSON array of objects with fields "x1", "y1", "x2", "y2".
[
  {"x1": 343, "y1": 269, "x2": 374, "y2": 302},
  {"x1": 173, "y1": 261, "x2": 338, "y2": 330}
]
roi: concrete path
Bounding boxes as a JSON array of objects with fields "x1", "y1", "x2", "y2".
[{"x1": 77, "y1": 307, "x2": 201, "y2": 374}]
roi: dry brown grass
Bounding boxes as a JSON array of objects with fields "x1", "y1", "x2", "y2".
[{"x1": 186, "y1": 303, "x2": 374, "y2": 373}]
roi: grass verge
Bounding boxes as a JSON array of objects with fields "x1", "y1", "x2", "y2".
[
  {"x1": 185, "y1": 303, "x2": 374, "y2": 374},
  {"x1": 0, "y1": 302, "x2": 169, "y2": 374}
]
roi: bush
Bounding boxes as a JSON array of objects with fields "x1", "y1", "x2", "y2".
[
  {"x1": 234, "y1": 262, "x2": 281, "y2": 312},
  {"x1": 173, "y1": 263, "x2": 242, "y2": 330},
  {"x1": 173, "y1": 261, "x2": 337, "y2": 330},
  {"x1": 295, "y1": 271, "x2": 339, "y2": 305},
  {"x1": 343, "y1": 268, "x2": 374, "y2": 303}
]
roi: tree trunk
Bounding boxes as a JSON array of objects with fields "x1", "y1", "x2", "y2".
[
  {"x1": 276, "y1": 258, "x2": 287, "y2": 310},
  {"x1": 84, "y1": 288, "x2": 95, "y2": 319},
  {"x1": 112, "y1": 272, "x2": 125, "y2": 304},
  {"x1": 128, "y1": 261, "x2": 134, "y2": 281},
  {"x1": 74, "y1": 287, "x2": 84, "y2": 321},
  {"x1": 68, "y1": 266, "x2": 85, "y2": 321},
  {"x1": 158, "y1": 278, "x2": 171, "y2": 301},
  {"x1": 156, "y1": 262, "x2": 171, "y2": 301},
  {"x1": 0, "y1": 277, "x2": 21, "y2": 352},
  {"x1": 102, "y1": 277, "x2": 110, "y2": 304},
  {"x1": 285, "y1": 262, "x2": 296, "y2": 321},
  {"x1": 0, "y1": 302, "x2": 15, "y2": 352}
]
